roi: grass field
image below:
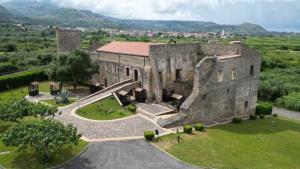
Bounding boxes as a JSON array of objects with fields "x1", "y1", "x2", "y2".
[
  {"x1": 154, "y1": 117, "x2": 300, "y2": 169},
  {"x1": 0, "y1": 117, "x2": 88, "y2": 169},
  {"x1": 42, "y1": 98, "x2": 77, "y2": 107},
  {"x1": 0, "y1": 81, "x2": 88, "y2": 104},
  {"x1": 76, "y1": 97, "x2": 135, "y2": 120}
]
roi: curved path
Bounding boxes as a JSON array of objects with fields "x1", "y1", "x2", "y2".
[
  {"x1": 59, "y1": 139, "x2": 199, "y2": 169},
  {"x1": 45, "y1": 82, "x2": 169, "y2": 141}
]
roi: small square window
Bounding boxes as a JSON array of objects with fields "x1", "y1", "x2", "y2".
[
  {"x1": 176, "y1": 69, "x2": 182, "y2": 80},
  {"x1": 227, "y1": 88, "x2": 230, "y2": 94}
]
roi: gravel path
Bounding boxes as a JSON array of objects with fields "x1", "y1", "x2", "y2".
[
  {"x1": 273, "y1": 107, "x2": 300, "y2": 121},
  {"x1": 59, "y1": 140, "x2": 199, "y2": 169}
]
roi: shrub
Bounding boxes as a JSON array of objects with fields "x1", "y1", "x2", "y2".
[
  {"x1": 126, "y1": 104, "x2": 136, "y2": 113},
  {"x1": 183, "y1": 125, "x2": 193, "y2": 134},
  {"x1": 144, "y1": 131, "x2": 155, "y2": 141},
  {"x1": 0, "y1": 63, "x2": 18, "y2": 75},
  {"x1": 0, "y1": 56, "x2": 9, "y2": 62},
  {"x1": 0, "y1": 69, "x2": 48, "y2": 91},
  {"x1": 273, "y1": 114, "x2": 278, "y2": 117},
  {"x1": 259, "y1": 114, "x2": 265, "y2": 119},
  {"x1": 249, "y1": 114, "x2": 257, "y2": 120},
  {"x1": 194, "y1": 123, "x2": 204, "y2": 131},
  {"x1": 233, "y1": 116, "x2": 242, "y2": 123},
  {"x1": 275, "y1": 93, "x2": 300, "y2": 111},
  {"x1": 255, "y1": 103, "x2": 273, "y2": 115}
]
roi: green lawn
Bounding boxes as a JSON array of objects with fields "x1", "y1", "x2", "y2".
[
  {"x1": 154, "y1": 117, "x2": 300, "y2": 169},
  {"x1": 0, "y1": 117, "x2": 88, "y2": 169},
  {"x1": 76, "y1": 97, "x2": 135, "y2": 120},
  {"x1": 42, "y1": 98, "x2": 77, "y2": 107},
  {"x1": 0, "y1": 81, "x2": 88, "y2": 104},
  {"x1": 0, "y1": 139, "x2": 87, "y2": 169}
]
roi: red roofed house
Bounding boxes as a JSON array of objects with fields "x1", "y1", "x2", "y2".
[{"x1": 94, "y1": 41, "x2": 261, "y2": 125}]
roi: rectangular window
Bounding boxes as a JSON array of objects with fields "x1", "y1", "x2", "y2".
[
  {"x1": 218, "y1": 70, "x2": 223, "y2": 82},
  {"x1": 250, "y1": 65, "x2": 254, "y2": 76},
  {"x1": 232, "y1": 68, "x2": 236, "y2": 80},
  {"x1": 125, "y1": 67, "x2": 130, "y2": 76},
  {"x1": 159, "y1": 72, "x2": 163, "y2": 82},
  {"x1": 245, "y1": 101, "x2": 248, "y2": 108},
  {"x1": 176, "y1": 69, "x2": 182, "y2": 81},
  {"x1": 105, "y1": 63, "x2": 108, "y2": 71}
]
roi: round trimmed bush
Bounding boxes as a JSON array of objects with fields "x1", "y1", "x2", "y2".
[
  {"x1": 144, "y1": 131, "x2": 155, "y2": 141},
  {"x1": 259, "y1": 114, "x2": 265, "y2": 119},
  {"x1": 256, "y1": 103, "x2": 273, "y2": 115},
  {"x1": 249, "y1": 114, "x2": 257, "y2": 120},
  {"x1": 233, "y1": 116, "x2": 242, "y2": 123},
  {"x1": 126, "y1": 104, "x2": 136, "y2": 113},
  {"x1": 194, "y1": 123, "x2": 204, "y2": 131},
  {"x1": 183, "y1": 125, "x2": 193, "y2": 134},
  {"x1": 273, "y1": 114, "x2": 278, "y2": 117}
]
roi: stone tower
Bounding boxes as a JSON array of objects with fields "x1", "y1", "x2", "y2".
[{"x1": 56, "y1": 28, "x2": 81, "y2": 54}]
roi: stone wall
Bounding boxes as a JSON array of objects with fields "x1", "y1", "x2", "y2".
[
  {"x1": 56, "y1": 28, "x2": 81, "y2": 54},
  {"x1": 181, "y1": 45, "x2": 261, "y2": 124}
]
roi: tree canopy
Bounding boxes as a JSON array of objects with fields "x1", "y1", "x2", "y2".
[
  {"x1": 46, "y1": 49, "x2": 98, "y2": 89},
  {"x1": 2, "y1": 119, "x2": 81, "y2": 162},
  {"x1": 0, "y1": 98, "x2": 58, "y2": 122}
]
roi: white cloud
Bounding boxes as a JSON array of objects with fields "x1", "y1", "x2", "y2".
[{"x1": 2, "y1": 0, "x2": 299, "y2": 31}]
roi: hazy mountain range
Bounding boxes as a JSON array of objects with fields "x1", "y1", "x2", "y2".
[{"x1": 0, "y1": 0, "x2": 270, "y2": 35}]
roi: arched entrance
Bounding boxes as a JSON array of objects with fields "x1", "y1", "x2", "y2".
[{"x1": 134, "y1": 69, "x2": 138, "y2": 81}]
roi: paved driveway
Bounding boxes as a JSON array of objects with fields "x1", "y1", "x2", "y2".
[
  {"x1": 273, "y1": 107, "x2": 300, "y2": 121},
  {"x1": 59, "y1": 140, "x2": 198, "y2": 169}
]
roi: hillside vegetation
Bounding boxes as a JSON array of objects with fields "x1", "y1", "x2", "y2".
[{"x1": 244, "y1": 37, "x2": 300, "y2": 111}]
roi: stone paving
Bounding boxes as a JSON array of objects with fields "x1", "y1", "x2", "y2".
[
  {"x1": 136, "y1": 103, "x2": 174, "y2": 115},
  {"x1": 27, "y1": 82, "x2": 169, "y2": 141}
]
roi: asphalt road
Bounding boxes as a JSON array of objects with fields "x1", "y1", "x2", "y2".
[{"x1": 59, "y1": 139, "x2": 198, "y2": 169}]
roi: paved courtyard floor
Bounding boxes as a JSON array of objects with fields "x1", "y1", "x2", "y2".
[
  {"x1": 59, "y1": 140, "x2": 198, "y2": 169},
  {"x1": 27, "y1": 82, "x2": 169, "y2": 141}
]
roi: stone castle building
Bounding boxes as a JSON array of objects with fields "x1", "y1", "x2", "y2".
[{"x1": 93, "y1": 41, "x2": 261, "y2": 124}]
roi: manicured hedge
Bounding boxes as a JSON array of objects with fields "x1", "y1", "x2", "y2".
[
  {"x1": 0, "y1": 69, "x2": 48, "y2": 91},
  {"x1": 126, "y1": 104, "x2": 137, "y2": 113},
  {"x1": 233, "y1": 116, "x2": 242, "y2": 123},
  {"x1": 255, "y1": 103, "x2": 273, "y2": 115},
  {"x1": 194, "y1": 123, "x2": 204, "y2": 131},
  {"x1": 0, "y1": 63, "x2": 18, "y2": 75},
  {"x1": 183, "y1": 125, "x2": 193, "y2": 134},
  {"x1": 259, "y1": 114, "x2": 265, "y2": 119},
  {"x1": 249, "y1": 115, "x2": 257, "y2": 120},
  {"x1": 144, "y1": 131, "x2": 155, "y2": 141}
]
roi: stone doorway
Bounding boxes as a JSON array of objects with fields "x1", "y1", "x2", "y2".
[{"x1": 134, "y1": 69, "x2": 138, "y2": 81}]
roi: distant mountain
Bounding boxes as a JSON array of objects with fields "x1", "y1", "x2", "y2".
[
  {"x1": 2, "y1": 0, "x2": 119, "y2": 28},
  {"x1": 112, "y1": 19, "x2": 268, "y2": 35},
  {"x1": 2, "y1": 0, "x2": 269, "y2": 35},
  {"x1": 0, "y1": 5, "x2": 14, "y2": 23}
]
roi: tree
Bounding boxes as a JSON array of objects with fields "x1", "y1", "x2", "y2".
[
  {"x1": 47, "y1": 50, "x2": 98, "y2": 89},
  {"x1": 0, "y1": 98, "x2": 58, "y2": 122},
  {"x1": 2, "y1": 119, "x2": 81, "y2": 162}
]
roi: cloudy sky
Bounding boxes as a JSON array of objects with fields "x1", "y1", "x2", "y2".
[{"x1": 2, "y1": 0, "x2": 300, "y2": 31}]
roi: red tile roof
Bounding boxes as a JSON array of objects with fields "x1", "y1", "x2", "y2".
[{"x1": 97, "y1": 41, "x2": 156, "y2": 57}]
